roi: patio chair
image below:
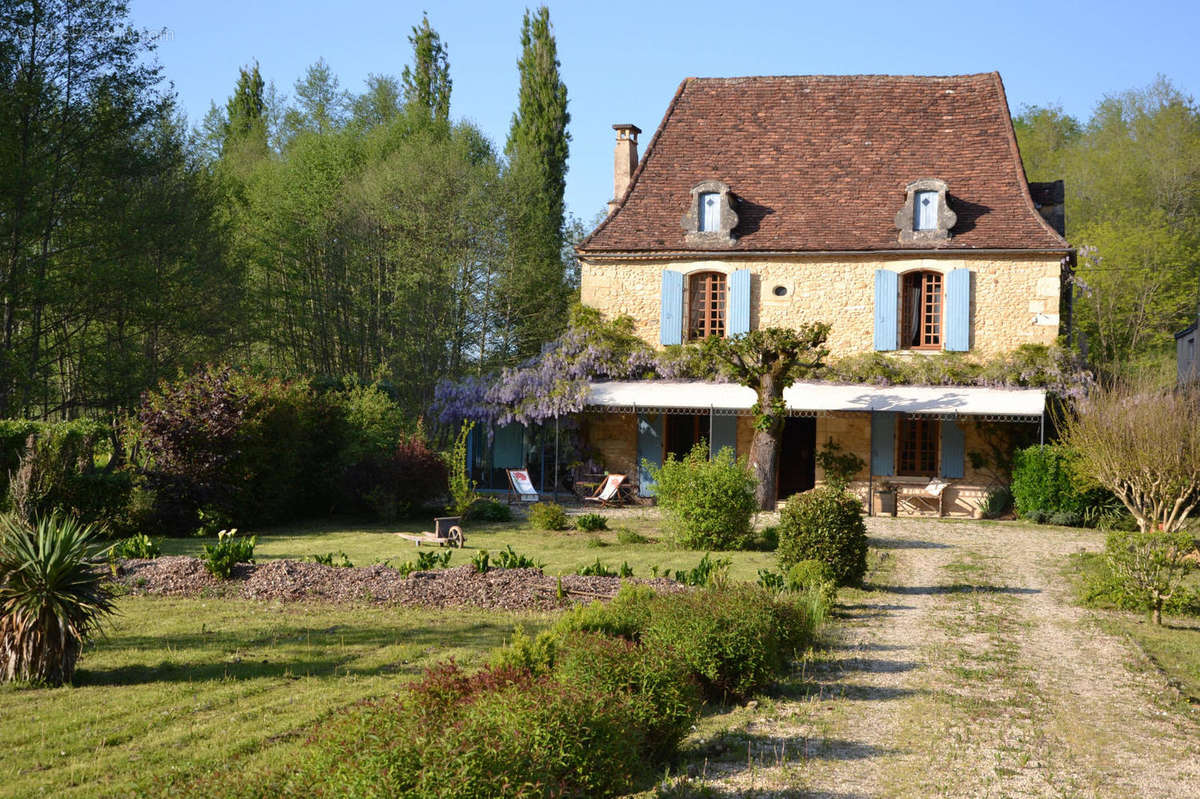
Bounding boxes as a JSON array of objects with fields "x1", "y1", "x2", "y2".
[
  {"x1": 505, "y1": 468, "x2": 540, "y2": 504},
  {"x1": 582, "y1": 473, "x2": 627, "y2": 508},
  {"x1": 897, "y1": 477, "x2": 951, "y2": 517}
]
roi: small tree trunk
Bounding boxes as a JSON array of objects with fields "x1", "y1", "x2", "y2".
[
  {"x1": 1153, "y1": 598, "x2": 1163, "y2": 626},
  {"x1": 749, "y1": 427, "x2": 781, "y2": 510}
]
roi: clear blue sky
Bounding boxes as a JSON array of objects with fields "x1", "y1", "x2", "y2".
[{"x1": 133, "y1": 0, "x2": 1200, "y2": 224}]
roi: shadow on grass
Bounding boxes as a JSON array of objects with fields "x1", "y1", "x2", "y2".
[
  {"x1": 869, "y1": 537, "x2": 953, "y2": 550},
  {"x1": 868, "y1": 583, "x2": 1040, "y2": 596}
]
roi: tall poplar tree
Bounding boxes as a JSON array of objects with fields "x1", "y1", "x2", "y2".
[
  {"x1": 501, "y1": 5, "x2": 571, "y2": 361},
  {"x1": 400, "y1": 14, "x2": 451, "y2": 123}
]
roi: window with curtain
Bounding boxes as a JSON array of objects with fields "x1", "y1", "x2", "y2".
[
  {"x1": 698, "y1": 192, "x2": 720, "y2": 232},
  {"x1": 688, "y1": 271, "x2": 726, "y2": 339},
  {"x1": 902, "y1": 270, "x2": 943, "y2": 348},
  {"x1": 897, "y1": 416, "x2": 938, "y2": 475}
]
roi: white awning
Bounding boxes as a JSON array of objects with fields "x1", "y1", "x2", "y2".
[{"x1": 585, "y1": 380, "x2": 1046, "y2": 420}]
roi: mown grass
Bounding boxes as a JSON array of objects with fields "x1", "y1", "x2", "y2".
[
  {"x1": 0, "y1": 596, "x2": 553, "y2": 798},
  {"x1": 156, "y1": 508, "x2": 779, "y2": 583},
  {"x1": 1096, "y1": 615, "x2": 1200, "y2": 703}
]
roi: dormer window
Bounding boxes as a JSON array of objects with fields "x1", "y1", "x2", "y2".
[
  {"x1": 895, "y1": 178, "x2": 956, "y2": 244},
  {"x1": 682, "y1": 179, "x2": 738, "y2": 247},
  {"x1": 914, "y1": 191, "x2": 938, "y2": 231},
  {"x1": 698, "y1": 192, "x2": 720, "y2": 232}
]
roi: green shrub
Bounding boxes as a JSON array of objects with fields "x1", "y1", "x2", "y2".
[
  {"x1": 813, "y1": 438, "x2": 866, "y2": 491},
  {"x1": 111, "y1": 533, "x2": 161, "y2": 560},
  {"x1": 616, "y1": 527, "x2": 649, "y2": 544},
  {"x1": 465, "y1": 498, "x2": 512, "y2": 522},
  {"x1": 445, "y1": 420, "x2": 479, "y2": 516},
  {"x1": 1048, "y1": 510, "x2": 1083, "y2": 527},
  {"x1": 586, "y1": 534, "x2": 606, "y2": 548},
  {"x1": 787, "y1": 559, "x2": 838, "y2": 607},
  {"x1": 200, "y1": 529, "x2": 255, "y2": 579},
  {"x1": 492, "y1": 544, "x2": 542, "y2": 570},
  {"x1": 1102, "y1": 527, "x2": 1197, "y2": 624},
  {"x1": 1022, "y1": 508, "x2": 1049, "y2": 524},
  {"x1": 981, "y1": 486, "x2": 1012, "y2": 519},
  {"x1": 1011, "y1": 444, "x2": 1114, "y2": 521},
  {"x1": 642, "y1": 584, "x2": 819, "y2": 700},
  {"x1": 553, "y1": 631, "x2": 701, "y2": 761},
  {"x1": 491, "y1": 625, "x2": 559, "y2": 675},
  {"x1": 0, "y1": 513, "x2": 117, "y2": 685},
  {"x1": 575, "y1": 512, "x2": 608, "y2": 531},
  {"x1": 749, "y1": 524, "x2": 779, "y2": 551},
  {"x1": 647, "y1": 443, "x2": 756, "y2": 550},
  {"x1": 777, "y1": 486, "x2": 868, "y2": 587},
  {"x1": 555, "y1": 584, "x2": 657, "y2": 641},
  {"x1": 268, "y1": 661, "x2": 650, "y2": 798},
  {"x1": 527, "y1": 501, "x2": 569, "y2": 531}
]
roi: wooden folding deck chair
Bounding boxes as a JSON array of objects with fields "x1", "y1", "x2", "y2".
[
  {"x1": 505, "y1": 468, "x2": 540, "y2": 504},
  {"x1": 582, "y1": 473, "x2": 627, "y2": 508}
]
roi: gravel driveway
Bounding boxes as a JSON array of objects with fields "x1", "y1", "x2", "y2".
[{"x1": 688, "y1": 517, "x2": 1200, "y2": 798}]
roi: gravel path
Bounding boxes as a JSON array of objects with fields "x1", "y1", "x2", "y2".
[{"x1": 691, "y1": 518, "x2": 1200, "y2": 798}]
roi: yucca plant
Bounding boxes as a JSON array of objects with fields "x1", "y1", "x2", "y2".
[{"x1": 0, "y1": 513, "x2": 117, "y2": 686}]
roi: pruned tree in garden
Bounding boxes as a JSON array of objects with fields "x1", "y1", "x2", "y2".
[
  {"x1": 702, "y1": 325, "x2": 831, "y2": 509},
  {"x1": 1060, "y1": 383, "x2": 1200, "y2": 623}
]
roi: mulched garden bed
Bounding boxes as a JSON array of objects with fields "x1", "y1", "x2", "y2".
[{"x1": 114, "y1": 556, "x2": 685, "y2": 612}]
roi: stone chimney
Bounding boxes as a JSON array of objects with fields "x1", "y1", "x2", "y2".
[{"x1": 608, "y1": 124, "x2": 641, "y2": 214}]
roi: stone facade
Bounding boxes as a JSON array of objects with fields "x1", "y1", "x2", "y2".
[
  {"x1": 579, "y1": 252, "x2": 1063, "y2": 357},
  {"x1": 581, "y1": 409, "x2": 1021, "y2": 517}
]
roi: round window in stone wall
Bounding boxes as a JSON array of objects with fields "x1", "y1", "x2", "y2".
[{"x1": 772, "y1": 284, "x2": 788, "y2": 297}]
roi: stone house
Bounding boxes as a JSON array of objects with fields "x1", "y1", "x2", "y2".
[{"x1": 573, "y1": 73, "x2": 1072, "y2": 516}]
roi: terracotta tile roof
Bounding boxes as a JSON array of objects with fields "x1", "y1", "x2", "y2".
[{"x1": 579, "y1": 73, "x2": 1068, "y2": 254}]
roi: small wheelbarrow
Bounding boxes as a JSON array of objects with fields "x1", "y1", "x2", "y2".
[{"x1": 395, "y1": 516, "x2": 466, "y2": 548}]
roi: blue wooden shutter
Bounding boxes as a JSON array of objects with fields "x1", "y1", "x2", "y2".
[
  {"x1": 729, "y1": 269, "x2": 751, "y2": 336},
  {"x1": 871, "y1": 412, "x2": 896, "y2": 476},
  {"x1": 874, "y1": 270, "x2": 898, "y2": 351},
  {"x1": 637, "y1": 413, "x2": 663, "y2": 496},
  {"x1": 660, "y1": 270, "x2": 683, "y2": 346},
  {"x1": 940, "y1": 419, "x2": 965, "y2": 479},
  {"x1": 945, "y1": 268, "x2": 971, "y2": 351},
  {"x1": 710, "y1": 414, "x2": 738, "y2": 458}
]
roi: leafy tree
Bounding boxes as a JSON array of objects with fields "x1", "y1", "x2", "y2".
[
  {"x1": 701, "y1": 325, "x2": 831, "y2": 509},
  {"x1": 1059, "y1": 382, "x2": 1200, "y2": 536},
  {"x1": 1015, "y1": 79, "x2": 1200, "y2": 375},
  {"x1": 500, "y1": 5, "x2": 571, "y2": 361},
  {"x1": 284, "y1": 58, "x2": 349, "y2": 138},
  {"x1": 400, "y1": 14, "x2": 451, "y2": 123},
  {"x1": 353, "y1": 73, "x2": 402, "y2": 129}
]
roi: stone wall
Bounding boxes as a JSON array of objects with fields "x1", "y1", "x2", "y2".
[
  {"x1": 579, "y1": 252, "x2": 1063, "y2": 357},
  {"x1": 584, "y1": 412, "x2": 637, "y2": 477}
]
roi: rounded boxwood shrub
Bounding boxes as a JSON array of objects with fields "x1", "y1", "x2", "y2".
[
  {"x1": 527, "y1": 501, "x2": 568, "y2": 531},
  {"x1": 777, "y1": 486, "x2": 868, "y2": 587},
  {"x1": 647, "y1": 442, "x2": 757, "y2": 550}
]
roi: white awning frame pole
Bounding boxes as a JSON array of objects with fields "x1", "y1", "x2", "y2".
[
  {"x1": 554, "y1": 415, "x2": 559, "y2": 503},
  {"x1": 868, "y1": 409, "x2": 875, "y2": 517}
]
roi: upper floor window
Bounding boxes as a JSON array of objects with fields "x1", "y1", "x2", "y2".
[
  {"x1": 698, "y1": 192, "x2": 720, "y2": 232},
  {"x1": 902, "y1": 270, "x2": 942, "y2": 349},
  {"x1": 895, "y1": 178, "x2": 956, "y2": 244},
  {"x1": 688, "y1": 271, "x2": 726, "y2": 339},
  {"x1": 682, "y1": 180, "x2": 738, "y2": 247},
  {"x1": 914, "y1": 190, "x2": 938, "y2": 231}
]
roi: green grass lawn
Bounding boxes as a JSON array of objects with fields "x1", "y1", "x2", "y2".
[
  {"x1": 1096, "y1": 614, "x2": 1200, "y2": 704},
  {"x1": 0, "y1": 597, "x2": 553, "y2": 798},
  {"x1": 158, "y1": 507, "x2": 781, "y2": 583},
  {"x1": 2, "y1": 507, "x2": 782, "y2": 797}
]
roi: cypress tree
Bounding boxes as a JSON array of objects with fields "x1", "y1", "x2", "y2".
[
  {"x1": 501, "y1": 5, "x2": 571, "y2": 361},
  {"x1": 223, "y1": 62, "x2": 267, "y2": 155},
  {"x1": 400, "y1": 14, "x2": 452, "y2": 123}
]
